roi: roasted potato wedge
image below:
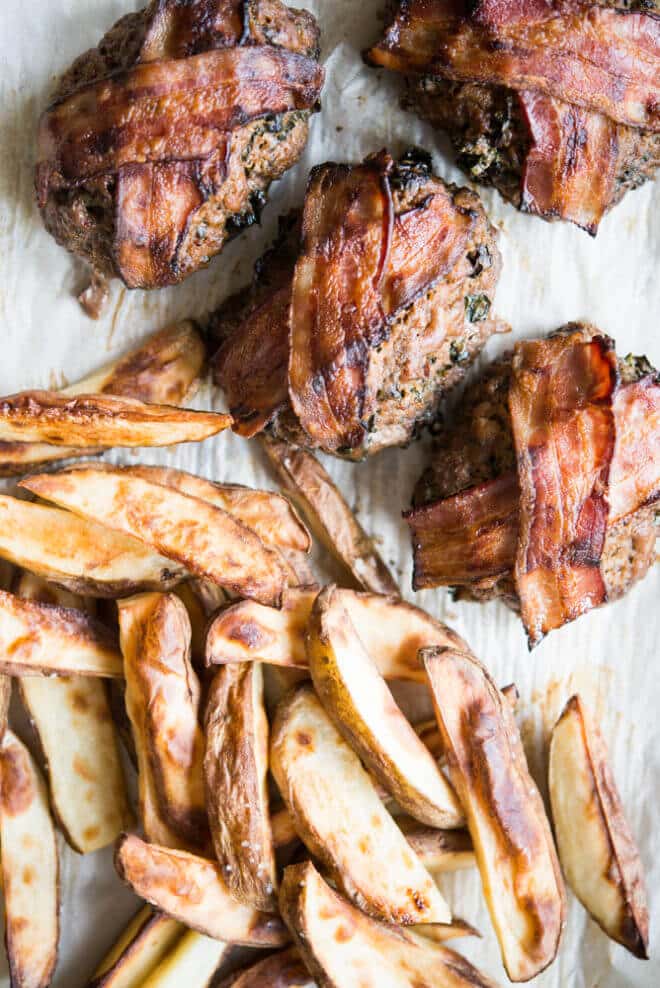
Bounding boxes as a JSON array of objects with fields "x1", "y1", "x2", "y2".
[
  {"x1": 549, "y1": 694, "x2": 649, "y2": 958},
  {"x1": 141, "y1": 930, "x2": 232, "y2": 988},
  {"x1": 220, "y1": 948, "x2": 314, "y2": 987},
  {"x1": 307, "y1": 585, "x2": 463, "y2": 829},
  {"x1": 423, "y1": 646, "x2": 565, "y2": 982},
  {"x1": 89, "y1": 906, "x2": 183, "y2": 988},
  {"x1": 0, "y1": 321, "x2": 206, "y2": 476},
  {"x1": 206, "y1": 587, "x2": 463, "y2": 682},
  {"x1": 115, "y1": 834, "x2": 288, "y2": 947},
  {"x1": 262, "y1": 435, "x2": 397, "y2": 593},
  {"x1": 270, "y1": 685, "x2": 451, "y2": 925},
  {"x1": 0, "y1": 730, "x2": 59, "y2": 988},
  {"x1": 0, "y1": 390, "x2": 229, "y2": 447},
  {"x1": 121, "y1": 465, "x2": 310, "y2": 553},
  {"x1": 0, "y1": 494, "x2": 185, "y2": 597},
  {"x1": 22, "y1": 466, "x2": 288, "y2": 605},
  {"x1": 279, "y1": 861, "x2": 500, "y2": 988},
  {"x1": 118, "y1": 593, "x2": 208, "y2": 849},
  {"x1": 0, "y1": 587, "x2": 122, "y2": 677},
  {"x1": 413, "y1": 919, "x2": 480, "y2": 944},
  {"x1": 397, "y1": 819, "x2": 475, "y2": 874},
  {"x1": 205, "y1": 663, "x2": 277, "y2": 911}
]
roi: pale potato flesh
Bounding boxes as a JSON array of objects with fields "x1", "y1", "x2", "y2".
[
  {"x1": 270, "y1": 686, "x2": 451, "y2": 925},
  {"x1": 90, "y1": 906, "x2": 183, "y2": 988},
  {"x1": 279, "y1": 861, "x2": 500, "y2": 988},
  {"x1": 122, "y1": 465, "x2": 310, "y2": 552},
  {"x1": 549, "y1": 694, "x2": 649, "y2": 958},
  {"x1": 205, "y1": 663, "x2": 278, "y2": 911},
  {"x1": 0, "y1": 587, "x2": 122, "y2": 677},
  {"x1": 140, "y1": 930, "x2": 231, "y2": 988},
  {"x1": 423, "y1": 647, "x2": 565, "y2": 982},
  {"x1": 262, "y1": 435, "x2": 398, "y2": 594},
  {"x1": 118, "y1": 593, "x2": 208, "y2": 850},
  {"x1": 22, "y1": 467, "x2": 288, "y2": 605},
  {"x1": 115, "y1": 834, "x2": 288, "y2": 946},
  {"x1": 307, "y1": 585, "x2": 464, "y2": 829},
  {"x1": 0, "y1": 321, "x2": 206, "y2": 475},
  {"x1": 0, "y1": 730, "x2": 59, "y2": 988},
  {"x1": 0, "y1": 494, "x2": 185, "y2": 597},
  {"x1": 206, "y1": 587, "x2": 464, "y2": 682}
]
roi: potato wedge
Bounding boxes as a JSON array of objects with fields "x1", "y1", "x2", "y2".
[
  {"x1": 413, "y1": 919, "x2": 480, "y2": 944},
  {"x1": 0, "y1": 587, "x2": 122, "y2": 677},
  {"x1": 141, "y1": 930, "x2": 232, "y2": 988},
  {"x1": 270, "y1": 685, "x2": 451, "y2": 925},
  {"x1": 397, "y1": 819, "x2": 475, "y2": 874},
  {"x1": 220, "y1": 948, "x2": 313, "y2": 987},
  {"x1": 423, "y1": 646, "x2": 565, "y2": 982},
  {"x1": 549, "y1": 694, "x2": 649, "y2": 958},
  {"x1": 262, "y1": 435, "x2": 398, "y2": 594},
  {"x1": 22, "y1": 467, "x2": 288, "y2": 605},
  {"x1": 206, "y1": 587, "x2": 463, "y2": 682},
  {"x1": 0, "y1": 390, "x2": 229, "y2": 447},
  {"x1": 0, "y1": 494, "x2": 186, "y2": 597},
  {"x1": 205, "y1": 663, "x2": 277, "y2": 911},
  {"x1": 121, "y1": 465, "x2": 310, "y2": 553},
  {"x1": 118, "y1": 593, "x2": 208, "y2": 849},
  {"x1": 115, "y1": 834, "x2": 289, "y2": 947},
  {"x1": 0, "y1": 321, "x2": 206, "y2": 476},
  {"x1": 279, "y1": 861, "x2": 500, "y2": 988},
  {"x1": 307, "y1": 585, "x2": 463, "y2": 829},
  {"x1": 0, "y1": 730, "x2": 59, "y2": 988},
  {"x1": 89, "y1": 906, "x2": 183, "y2": 988}
]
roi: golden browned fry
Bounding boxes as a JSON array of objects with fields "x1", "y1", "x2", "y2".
[
  {"x1": 122, "y1": 464, "x2": 311, "y2": 553},
  {"x1": 0, "y1": 321, "x2": 206, "y2": 475},
  {"x1": 397, "y1": 818, "x2": 475, "y2": 874},
  {"x1": 118, "y1": 592, "x2": 208, "y2": 849},
  {"x1": 422, "y1": 646, "x2": 565, "y2": 982},
  {"x1": 220, "y1": 947, "x2": 314, "y2": 987},
  {"x1": 22, "y1": 466, "x2": 288, "y2": 605},
  {"x1": 270, "y1": 685, "x2": 451, "y2": 925},
  {"x1": 262, "y1": 436, "x2": 397, "y2": 593},
  {"x1": 17, "y1": 573, "x2": 133, "y2": 853},
  {"x1": 412, "y1": 919, "x2": 480, "y2": 944},
  {"x1": 549, "y1": 694, "x2": 649, "y2": 958},
  {"x1": 0, "y1": 730, "x2": 59, "y2": 988},
  {"x1": 205, "y1": 663, "x2": 277, "y2": 911},
  {"x1": 206, "y1": 587, "x2": 464, "y2": 681},
  {"x1": 0, "y1": 587, "x2": 122, "y2": 677},
  {"x1": 0, "y1": 390, "x2": 230, "y2": 447},
  {"x1": 279, "y1": 860, "x2": 501, "y2": 988},
  {"x1": 307, "y1": 585, "x2": 463, "y2": 829},
  {"x1": 0, "y1": 494, "x2": 186, "y2": 597},
  {"x1": 141, "y1": 930, "x2": 232, "y2": 988},
  {"x1": 88, "y1": 905, "x2": 183, "y2": 988},
  {"x1": 115, "y1": 833, "x2": 289, "y2": 947}
]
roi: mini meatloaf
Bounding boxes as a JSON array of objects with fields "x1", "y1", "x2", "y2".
[
  {"x1": 211, "y1": 148, "x2": 504, "y2": 460},
  {"x1": 36, "y1": 0, "x2": 323, "y2": 291},
  {"x1": 408, "y1": 324, "x2": 659, "y2": 643},
  {"x1": 366, "y1": 1, "x2": 660, "y2": 233}
]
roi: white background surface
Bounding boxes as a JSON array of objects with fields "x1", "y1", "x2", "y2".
[{"x1": 0, "y1": 1, "x2": 658, "y2": 985}]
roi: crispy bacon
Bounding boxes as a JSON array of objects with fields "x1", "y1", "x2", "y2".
[
  {"x1": 366, "y1": 0, "x2": 660, "y2": 132},
  {"x1": 37, "y1": 46, "x2": 324, "y2": 199},
  {"x1": 609, "y1": 373, "x2": 660, "y2": 522},
  {"x1": 288, "y1": 153, "x2": 476, "y2": 452},
  {"x1": 139, "y1": 0, "x2": 248, "y2": 60},
  {"x1": 405, "y1": 472, "x2": 520, "y2": 589},
  {"x1": 518, "y1": 92, "x2": 619, "y2": 234}
]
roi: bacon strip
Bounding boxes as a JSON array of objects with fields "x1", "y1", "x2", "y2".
[
  {"x1": 609, "y1": 373, "x2": 660, "y2": 522},
  {"x1": 510, "y1": 332, "x2": 618, "y2": 645},
  {"x1": 518, "y1": 92, "x2": 619, "y2": 234},
  {"x1": 139, "y1": 0, "x2": 248, "y2": 61},
  {"x1": 36, "y1": 45, "x2": 324, "y2": 200},
  {"x1": 405, "y1": 472, "x2": 520, "y2": 589},
  {"x1": 288, "y1": 154, "x2": 476, "y2": 452},
  {"x1": 366, "y1": 0, "x2": 660, "y2": 132}
]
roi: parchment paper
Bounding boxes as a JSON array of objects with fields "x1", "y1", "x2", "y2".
[{"x1": 0, "y1": 1, "x2": 658, "y2": 985}]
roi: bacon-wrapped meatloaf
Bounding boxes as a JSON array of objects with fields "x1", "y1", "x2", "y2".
[
  {"x1": 407, "y1": 324, "x2": 660, "y2": 645},
  {"x1": 36, "y1": 0, "x2": 323, "y2": 293},
  {"x1": 211, "y1": 148, "x2": 504, "y2": 459},
  {"x1": 366, "y1": 1, "x2": 660, "y2": 233}
]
